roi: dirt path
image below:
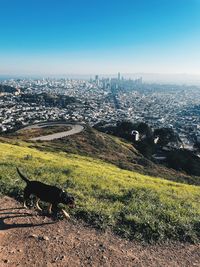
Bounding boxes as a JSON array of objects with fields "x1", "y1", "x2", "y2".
[
  {"x1": 18, "y1": 122, "x2": 84, "y2": 141},
  {"x1": 0, "y1": 196, "x2": 199, "y2": 267}
]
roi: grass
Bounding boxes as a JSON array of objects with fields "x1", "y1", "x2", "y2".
[
  {"x1": 0, "y1": 141, "x2": 200, "y2": 243},
  {"x1": 17, "y1": 126, "x2": 200, "y2": 186}
]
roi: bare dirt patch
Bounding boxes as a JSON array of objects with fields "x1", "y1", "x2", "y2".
[{"x1": 0, "y1": 196, "x2": 199, "y2": 267}]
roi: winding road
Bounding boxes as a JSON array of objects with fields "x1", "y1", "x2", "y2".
[{"x1": 19, "y1": 122, "x2": 84, "y2": 141}]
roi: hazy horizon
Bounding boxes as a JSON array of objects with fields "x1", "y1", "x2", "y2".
[
  {"x1": 1, "y1": 0, "x2": 200, "y2": 77},
  {"x1": 1, "y1": 73, "x2": 200, "y2": 85}
]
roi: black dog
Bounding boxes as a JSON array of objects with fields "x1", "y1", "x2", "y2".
[{"x1": 16, "y1": 168, "x2": 75, "y2": 218}]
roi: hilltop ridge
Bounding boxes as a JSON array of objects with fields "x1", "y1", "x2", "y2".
[{"x1": 9, "y1": 125, "x2": 200, "y2": 186}]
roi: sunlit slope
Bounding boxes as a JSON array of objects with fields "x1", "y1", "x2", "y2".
[{"x1": 0, "y1": 142, "x2": 199, "y2": 242}]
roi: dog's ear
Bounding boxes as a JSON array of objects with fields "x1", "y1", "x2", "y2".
[{"x1": 62, "y1": 180, "x2": 70, "y2": 190}]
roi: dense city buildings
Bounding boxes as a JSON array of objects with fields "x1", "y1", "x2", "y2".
[{"x1": 0, "y1": 75, "x2": 200, "y2": 148}]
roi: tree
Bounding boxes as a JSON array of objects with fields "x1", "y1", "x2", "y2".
[
  {"x1": 134, "y1": 122, "x2": 153, "y2": 138},
  {"x1": 154, "y1": 128, "x2": 182, "y2": 148}
]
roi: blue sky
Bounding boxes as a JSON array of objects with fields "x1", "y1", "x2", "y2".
[{"x1": 0, "y1": 0, "x2": 200, "y2": 76}]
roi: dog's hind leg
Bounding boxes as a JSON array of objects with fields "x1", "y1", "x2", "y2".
[
  {"x1": 48, "y1": 204, "x2": 52, "y2": 214},
  {"x1": 23, "y1": 186, "x2": 31, "y2": 208},
  {"x1": 35, "y1": 197, "x2": 42, "y2": 211},
  {"x1": 23, "y1": 200, "x2": 28, "y2": 209}
]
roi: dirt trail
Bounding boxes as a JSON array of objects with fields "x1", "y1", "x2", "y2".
[
  {"x1": 19, "y1": 123, "x2": 84, "y2": 141},
  {"x1": 0, "y1": 196, "x2": 199, "y2": 267}
]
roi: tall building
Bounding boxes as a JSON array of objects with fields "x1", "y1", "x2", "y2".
[
  {"x1": 118, "y1": 72, "x2": 121, "y2": 81},
  {"x1": 95, "y1": 75, "x2": 99, "y2": 86}
]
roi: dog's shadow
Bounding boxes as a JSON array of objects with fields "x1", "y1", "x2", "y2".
[
  {"x1": 0, "y1": 207, "x2": 56, "y2": 230},
  {"x1": 0, "y1": 207, "x2": 24, "y2": 211}
]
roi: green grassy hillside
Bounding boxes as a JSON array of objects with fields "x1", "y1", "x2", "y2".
[
  {"x1": 0, "y1": 141, "x2": 200, "y2": 243},
  {"x1": 9, "y1": 126, "x2": 200, "y2": 185}
]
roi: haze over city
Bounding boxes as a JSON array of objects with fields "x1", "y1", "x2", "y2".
[{"x1": 1, "y1": 0, "x2": 200, "y2": 83}]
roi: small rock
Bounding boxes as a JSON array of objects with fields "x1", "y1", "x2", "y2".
[
  {"x1": 40, "y1": 236, "x2": 49, "y2": 241},
  {"x1": 99, "y1": 244, "x2": 106, "y2": 252},
  {"x1": 53, "y1": 256, "x2": 60, "y2": 262},
  {"x1": 3, "y1": 259, "x2": 10, "y2": 263},
  {"x1": 28, "y1": 234, "x2": 38, "y2": 239}
]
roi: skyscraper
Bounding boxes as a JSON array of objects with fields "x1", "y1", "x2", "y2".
[
  {"x1": 118, "y1": 72, "x2": 121, "y2": 81},
  {"x1": 95, "y1": 75, "x2": 99, "y2": 86}
]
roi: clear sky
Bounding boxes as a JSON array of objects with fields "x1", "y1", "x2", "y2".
[{"x1": 0, "y1": 0, "x2": 200, "y2": 76}]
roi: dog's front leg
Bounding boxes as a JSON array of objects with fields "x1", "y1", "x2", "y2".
[
  {"x1": 61, "y1": 209, "x2": 70, "y2": 219},
  {"x1": 36, "y1": 197, "x2": 42, "y2": 211}
]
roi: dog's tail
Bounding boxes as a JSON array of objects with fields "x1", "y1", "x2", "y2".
[{"x1": 16, "y1": 168, "x2": 30, "y2": 183}]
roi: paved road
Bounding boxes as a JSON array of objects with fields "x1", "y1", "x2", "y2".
[{"x1": 19, "y1": 122, "x2": 84, "y2": 141}]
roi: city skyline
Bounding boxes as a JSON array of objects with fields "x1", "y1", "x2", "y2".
[{"x1": 1, "y1": 0, "x2": 200, "y2": 77}]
